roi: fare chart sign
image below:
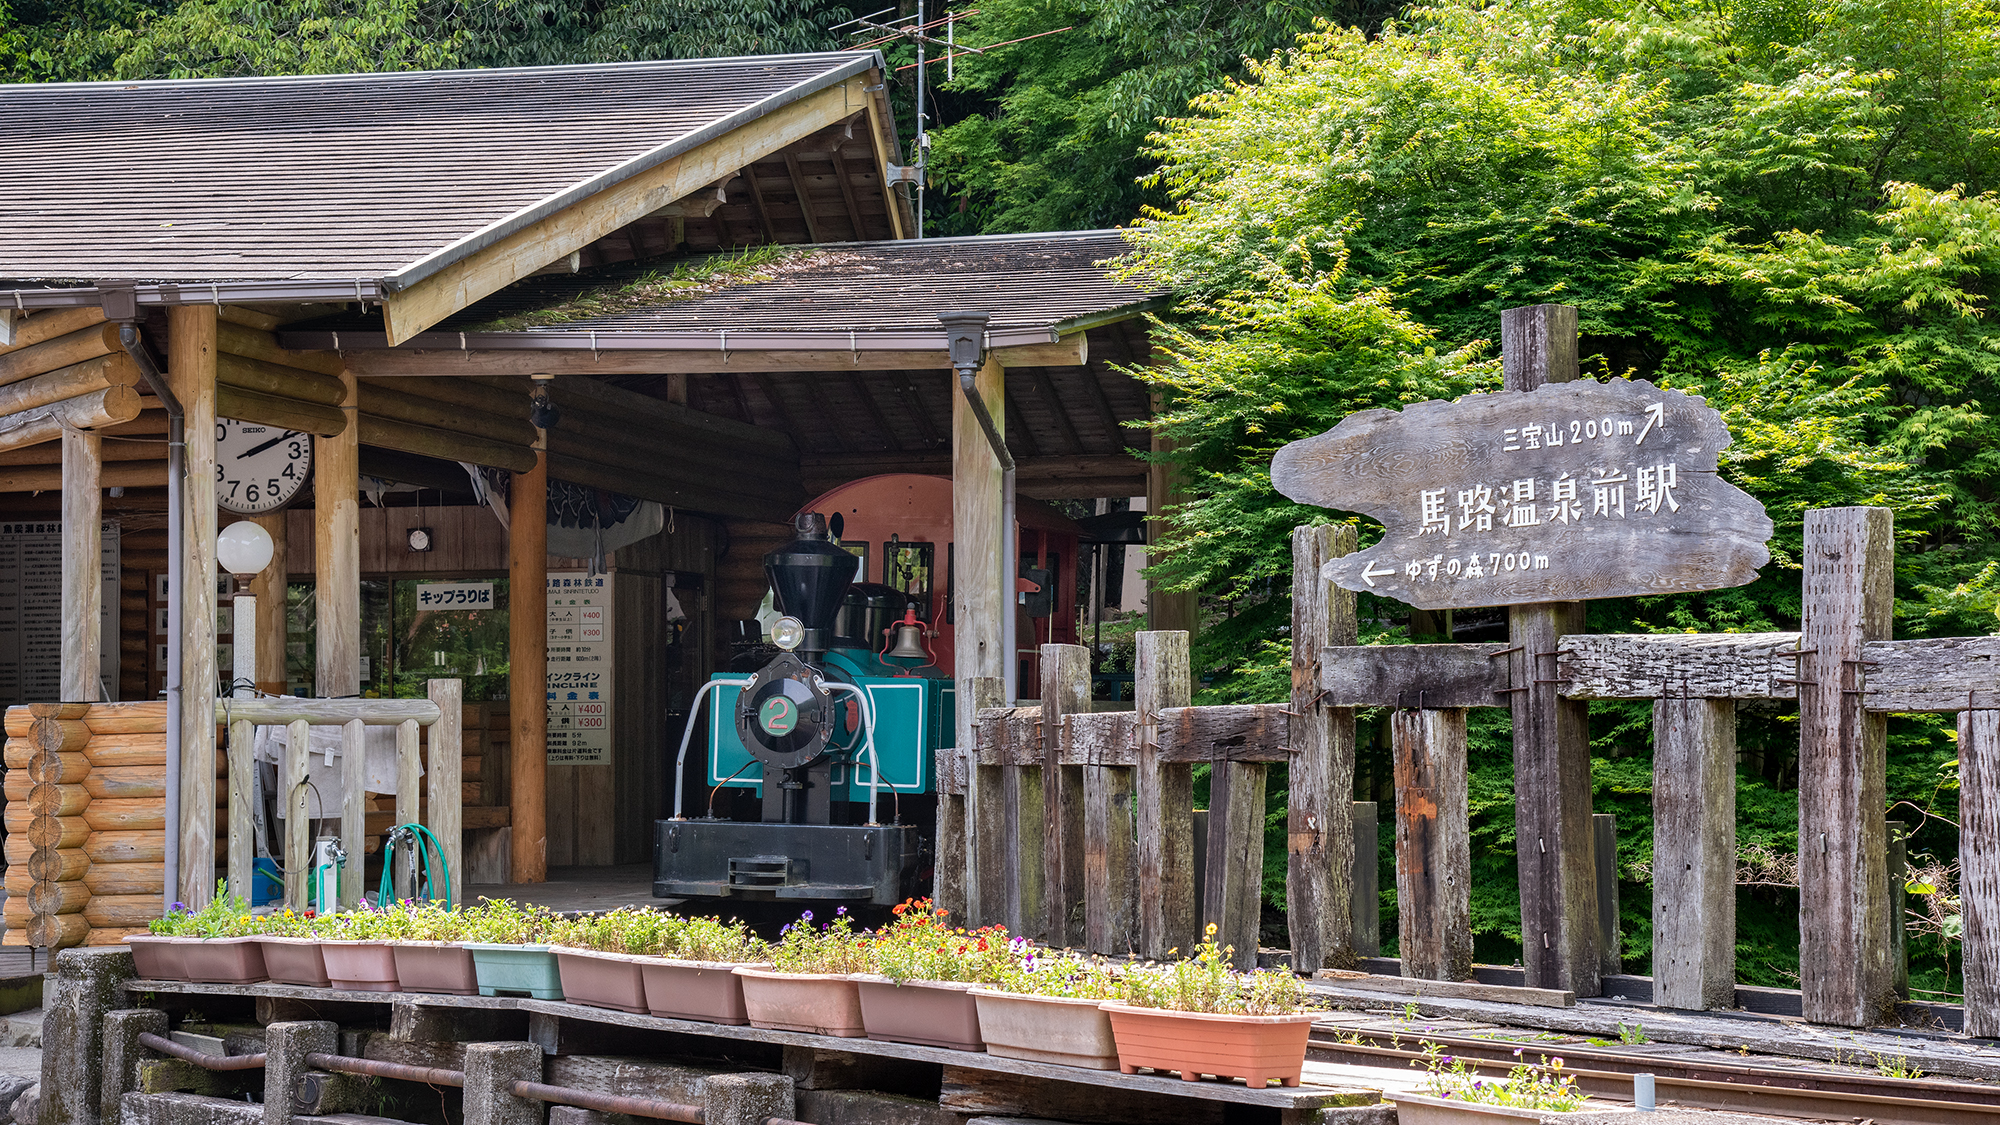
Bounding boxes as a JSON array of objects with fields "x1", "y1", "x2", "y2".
[
  {"x1": 546, "y1": 572, "x2": 612, "y2": 766},
  {"x1": 1271, "y1": 378, "x2": 1773, "y2": 609}
]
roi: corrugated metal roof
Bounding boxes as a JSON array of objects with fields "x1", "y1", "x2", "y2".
[
  {"x1": 0, "y1": 53, "x2": 875, "y2": 285},
  {"x1": 279, "y1": 230, "x2": 1167, "y2": 348}
]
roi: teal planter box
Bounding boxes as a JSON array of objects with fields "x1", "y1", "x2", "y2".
[{"x1": 465, "y1": 943, "x2": 563, "y2": 999}]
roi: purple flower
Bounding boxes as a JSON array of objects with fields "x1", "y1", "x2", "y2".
[
  {"x1": 800, "y1": 910, "x2": 814, "y2": 923},
  {"x1": 836, "y1": 906, "x2": 847, "y2": 916},
  {"x1": 170, "y1": 902, "x2": 186, "y2": 912}
]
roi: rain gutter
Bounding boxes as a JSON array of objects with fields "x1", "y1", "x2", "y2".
[
  {"x1": 276, "y1": 325, "x2": 1063, "y2": 352},
  {"x1": 0, "y1": 279, "x2": 386, "y2": 310}
]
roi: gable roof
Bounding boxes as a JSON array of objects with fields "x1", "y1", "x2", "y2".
[
  {"x1": 0, "y1": 52, "x2": 880, "y2": 289},
  {"x1": 280, "y1": 230, "x2": 1167, "y2": 352}
]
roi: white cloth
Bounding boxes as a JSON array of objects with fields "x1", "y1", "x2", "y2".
[{"x1": 251, "y1": 714, "x2": 422, "y2": 820}]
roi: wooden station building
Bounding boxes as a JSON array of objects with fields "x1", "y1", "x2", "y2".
[{"x1": 0, "y1": 51, "x2": 1185, "y2": 934}]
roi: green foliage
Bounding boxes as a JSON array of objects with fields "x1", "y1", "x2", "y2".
[
  {"x1": 551, "y1": 906, "x2": 766, "y2": 961},
  {"x1": 1414, "y1": 1041, "x2": 1589, "y2": 1111},
  {"x1": 986, "y1": 948, "x2": 1123, "y2": 999},
  {"x1": 771, "y1": 908, "x2": 877, "y2": 975},
  {"x1": 1114, "y1": 924, "x2": 1308, "y2": 1014},
  {"x1": 149, "y1": 881, "x2": 254, "y2": 937},
  {"x1": 872, "y1": 898, "x2": 1022, "y2": 984}
]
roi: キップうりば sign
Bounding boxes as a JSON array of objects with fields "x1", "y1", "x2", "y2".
[{"x1": 1271, "y1": 378, "x2": 1773, "y2": 609}]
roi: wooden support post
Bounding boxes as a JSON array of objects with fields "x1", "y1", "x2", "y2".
[
  {"x1": 1392, "y1": 708, "x2": 1471, "y2": 981},
  {"x1": 248, "y1": 511, "x2": 288, "y2": 695},
  {"x1": 427, "y1": 678, "x2": 463, "y2": 905},
  {"x1": 1351, "y1": 801, "x2": 1380, "y2": 957},
  {"x1": 170, "y1": 304, "x2": 220, "y2": 906},
  {"x1": 314, "y1": 369, "x2": 360, "y2": 698},
  {"x1": 61, "y1": 426, "x2": 101, "y2": 702},
  {"x1": 1960, "y1": 709, "x2": 2000, "y2": 1037},
  {"x1": 1135, "y1": 630, "x2": 1194, "y2": 959},
  {"x1": 394, "y1": 718, "x2": 420, "y2": 901},
  {"x1": 283, "y1": 718, "x2": 310, "y2": 910},
  {"x1": 1289, "y1": 523, "x2": 1360, "y2": 971},
  {"x1": 1651, "y1": 696, "x2": 1736, "y2": 1010},
  {"x1": 1799, "y1": 506, "x2": 1895, "y2": 1026},
  {"x1": 1502, "y1": 303, "x2": 1599, "y2": 996},
  {"x1": 1595, "y1": 813, "x2": 1620, "y2": 978},
  {"x1": 953, "y1": 353, "x2": 1006, "y2": 922},
  {"x1": 339, "y1": 718, "x2": 365, "y2": 909},
  {"x1": 1203, "y1": 758, "x2": 1267, "y2": 971},
  {"x1": 1041, "y1": 643, "x2": 1089, "y2": 946},
  {"x1": 225, "y1": 718, "x2": 253, "y2": 902},
  {"x1": 509, "y1": 444, "x2": 549, "y2": 884}
]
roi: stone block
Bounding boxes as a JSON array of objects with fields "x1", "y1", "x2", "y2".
[
  {"x1": 462, "y1": 1041, "x2": 541, "y2": 1125},
  {"x1": 41, "y1": 947, "x2": 134, "y2": 1125},
  {"x1": 101, "y1": 1009, "x2": 169, "y2": 1119},
  {"x1": 799, "y1": 1088, "x2": 968, "y2": 1125},
  {"x1": 702, "y1": 1073, "x2": 793, "y2": 1125},
  {"x1": 261, "y1": 1021, "x2": 336, "y2": 1125}
]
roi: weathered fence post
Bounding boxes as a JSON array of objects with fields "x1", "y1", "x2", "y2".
[
  {"x1": 1960, "y1": 709, "x2": 2000, "y2": 1037},
  {"x1": 1134, "y1": 630, "x2": 1195, "y2": 959},
  {"x1": 282, "y1": 718, "x2": 310, "y2": 911},
  {"x1": 1595, "y1": 813, "x2": 1620, "y2": 978},
  {"x1": 934, "y1": 742, "x2": 969, "y2": 919},
  {"x1": 225, "y1": 716, "x2": 255, "y2": 904},
  {"x1": 1203, "y1": 754, "x2": 1267, "y2": 971},
  {"x1": 1798, "y1": 506, "x2": 1894, "y2": 1026},
  {"x1": 1042, "y1": 644, "x2": 1089, "y2": 946},
  {"x1": 1082, "y1": 715, "x2": 1137, "y2": 954},
  {"x1": 1501, "y1": 303, "x2": 1600, "y2": 997},
  {"x1": 339, "y1": 718, "x2": 365, "y2": 909},
  {"x1": 1351, "y1": 801, "x2": 1380, "y2": 957},
  {"x1": 961, "y1": 676, "x2": 1004, "y2": 928},
  {"x1": 1001, "y1": 720, "x2": 1044, "y2": 938},
  {"x1": 1392, "y1": 708, "x2": 1471, "y2": 981},
  {"x1": 427, "y1": 678, "x2": 464, "y2": 906},
  {"x1": 1652, "y1": 696, "x2": 1736, "y2": 1010},
  {"x1": 1288, "y1": 523, "x2": 1359, "y2": 971}
]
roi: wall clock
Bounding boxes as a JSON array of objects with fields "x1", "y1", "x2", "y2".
[{"x1": 215, "y1": 419, "x2": 312, "y2": 515}]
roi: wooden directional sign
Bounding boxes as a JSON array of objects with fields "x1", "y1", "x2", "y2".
[{"x1": 1271, "y1": 378, "x2": 1772, "y2": 609}]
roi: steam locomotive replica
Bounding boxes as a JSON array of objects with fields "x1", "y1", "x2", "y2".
[{"x1": 654, "y1": 474, "x2": 1081, "y2": 908}]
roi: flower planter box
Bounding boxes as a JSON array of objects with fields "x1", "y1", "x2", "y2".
[
  {"x1": 127, "y1": 936, "x2": 194, "y2": 982},
  {"x1": 322, "y1": 941, "x2": 400, "y2": 992},
  {"x1": 181, "y1": 937, "x2": 267, "y2": 984},
  {"x1": 553, "y1": 947, "x2": 647, "y2": 1013},
  {"x1": 469, "y1": 944, "x2": 563, "y2": 1000},
  {"x1": 971, "y1": 989, "x2": 1119, "y2": 1069},
  {"x1": 641, "y1": 959, "x2": 766, "y2": 1025},
  {"x1": 1100, "y1": 1003, "x2": 1318, "y2": 1088},
  {"x1": 1388, "y1": 1091, "x2": 1628, "y2": 1124},
  {"x1": 855, "y1": 976, "x2": 984, "y2": 1051},
  {"x1": 392, "y1": 942, "x2": 479, "y2": 996},
  {"x1": 258, "y1": 936, "x2": 330, "y2": 988},
  {"x1": 734, "y1": 968, "x2": 866, "y2": 1037}
]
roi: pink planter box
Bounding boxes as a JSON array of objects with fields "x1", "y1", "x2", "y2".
[
  {"x1": 734, "y1": 968, "x2": 865, "y2": 1037},
  {"x1": 553, "y1": 947, "x2": 648, "y2": 1014},
  {"x1": 181, "y1": 937, "x2": 267, "y2": 984},
  {"x1": 127, "y1": 936, "x2": 193, "y2": 982},
  {"x1": 258, "y1": 937, "x2": 330, "y2": 988},
  {"x1": 642, "y1": 959, "x2": 767, "y2": 1025},
  {"x1": 322, "y1": 941, "x2": 400, "y2": 992},
  {"x1": 854, "y1": 976, "x2": 984, "y2": 1051},
  {"x1": 1100, "y1": 1003, "x2": 1318, "y2": 1088},
  {"x1": 391, "y1": 942, "x2": 479, "y2": 996}
]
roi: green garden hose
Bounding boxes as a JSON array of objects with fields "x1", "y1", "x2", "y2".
[{"x1": 377, "y1": 823, "x2": 454, "y2": 909}]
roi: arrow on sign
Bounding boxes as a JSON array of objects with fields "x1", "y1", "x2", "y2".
[
  {"x1": 1360, "y1": 561, "x2": 1396, "y2": 587},
  {"x1": 1636, "y1": 401, "x2": 1664, "y2": 446}
]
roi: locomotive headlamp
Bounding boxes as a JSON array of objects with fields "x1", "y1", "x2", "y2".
[{"x1": 770, "y1": 615, "x2": 805, "y2": 652}]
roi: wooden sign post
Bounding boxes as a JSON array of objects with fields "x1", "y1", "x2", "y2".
[{"x1": 1274, "y1": 304, "x2": 1774, "y2": 995}]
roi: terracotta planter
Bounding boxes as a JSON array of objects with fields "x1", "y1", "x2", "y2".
[
  {"x1": 181, "y1": 937, "x2": 267, "y2": 984},
  {"x1": 854, "y1": 975, "x2": 984, "y2": 1050},
  {"x1": 734, "y1": 968, "x2": 865, "y2": 1037},
  {"x1": 258, "y1": 936, "x2": 330, "y2": 988},
  {"x1": 971, "y1": 988, "x2": 1119, "y2": 1069},
  {"x1": 392, "y1": 942, "x2": 479, "y2": 996},
  {"x1": 641, "y1": 959, "x2": 766, "y2": 1025},
  {"x1": 127, "y1": 936, "x2": 193, "y2": 982},
  {"x1": 1100, "y1": 1003, "x2": 1318, "y2": 1088},
  {"x1": 553, "y1": 947, "x2": 647, "y2": 1013},
  {"x1": 322, "y1": 941, "x2": 400, "y2": 992},
  {"x1": 1389, "y1": 1091, "x2": 1626, "y2": 1124},
  {"x1": 468, "y1": 943, "x2": 563, "y2": 1000}
]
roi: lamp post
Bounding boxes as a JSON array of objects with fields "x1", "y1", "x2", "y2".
[{"x1": 216, "y1": 521, "x2": 274, "y2": 700}]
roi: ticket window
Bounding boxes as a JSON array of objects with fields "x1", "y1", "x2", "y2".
[{"x1": 285, "y1": 578, "x2": 510, "y2": 700}]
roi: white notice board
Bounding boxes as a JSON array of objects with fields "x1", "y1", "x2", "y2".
[
  {"x1": 546, "y1": 571, "x2": 612, "y2": 765},
  {"x1": 0, "y1": 520, "x2": 119, "y2": 704}
]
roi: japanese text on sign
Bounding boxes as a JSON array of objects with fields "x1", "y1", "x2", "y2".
[
  {"x1": 414, "y1": 581, "x2": 494, "y2": 609},
  {"x1": 546, "y1": 572, "x2": 613, "y2": 765}
]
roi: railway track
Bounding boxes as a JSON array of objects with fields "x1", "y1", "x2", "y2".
[{"x1": 1307, "y1": 1030, "x2": 2000, "y2": 1124}]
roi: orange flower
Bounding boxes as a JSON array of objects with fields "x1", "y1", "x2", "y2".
[{"x1": 892, "y1": 903, "x2": 907, "y2": 916}]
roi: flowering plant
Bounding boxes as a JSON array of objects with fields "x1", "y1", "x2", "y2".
[
  {"x1": 1413, "y1": 1041, "x2": 1588, "y2": 1111},
  {"x1": 457, "y1": 899, "x2": 560, "y2": 944},
  {"x1": 770, "y1": 908, "x2": 876, "y2": 975},
  {"x1": 872, "y1": 898, "x2": 1021, "y2": 984},
  {"x1": 552, "y1": 908, "x2": 765, "y2": 961},
  {"x1": 987, "y1": 947, "x2": 1123, "y2": 999},
  {"x1": 1114, "y1": 924, "x2": 1307, "y2": 1015},
  {"x1": 256, "y1": 907, "x2": 319, "y2": 937},
  {"x1": 148, "y1": 882, "x2": 256, "y2": 937}
]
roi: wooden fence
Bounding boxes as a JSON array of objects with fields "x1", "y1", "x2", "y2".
[{"x1": 954, "y1": 507, "x2": 2000, "y2": 1031}]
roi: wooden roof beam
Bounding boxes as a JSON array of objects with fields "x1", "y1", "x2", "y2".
[
  {"x1": 379, "y1": 75, "x2": 874, "y2": 345},
  {"x1": 783, "y1": 152, "x2": 824, "y2": 243},
  {"x1": 342, "y1": 333, "x2": 1092, "y2": 376}
]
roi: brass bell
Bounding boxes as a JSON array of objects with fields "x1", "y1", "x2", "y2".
[{"x1": 887, "y1": 622, "x2": 929, "y2": 660}]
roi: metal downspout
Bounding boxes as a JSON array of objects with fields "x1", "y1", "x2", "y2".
[{"x1": 118, "y1": 322, "x2": 184, "y2": 910}]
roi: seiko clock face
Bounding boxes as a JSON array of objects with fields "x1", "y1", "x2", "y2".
[{"x1": 215, "y1": 419, "x2": 312, "y2": 515}]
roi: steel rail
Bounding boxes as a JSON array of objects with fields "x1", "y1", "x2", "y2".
[
  {"x1": 136, "y1": 1032, "x2": 268, "y2": 1071},
  {"x1": 1308, "y1": 1034, "x2": 2000, "y2": 1125}
]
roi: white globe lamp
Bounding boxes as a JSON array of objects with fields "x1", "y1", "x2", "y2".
[
  {"x1": 217, "y1": 520, "x2": 274, "y2": 578},
  {"x1": 216, "y1": 521, "x2": 274, "y2": 700}
]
